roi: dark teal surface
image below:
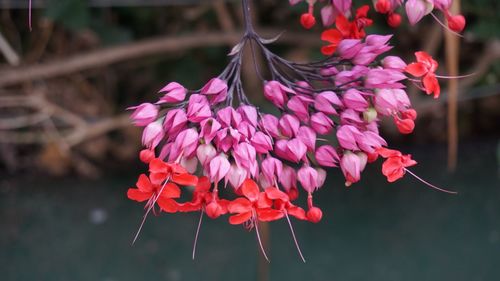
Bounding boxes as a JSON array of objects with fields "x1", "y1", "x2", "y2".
[{"x1": 1, "y1": 140, "x2": 499, "y2": 281}]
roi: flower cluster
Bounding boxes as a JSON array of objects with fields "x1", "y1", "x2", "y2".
[
  {"x1": 290, "y1": 0, "x2": 465, "y2": 33},
  {"x1": 127, "y1": 0, "x2": 459, "y2": 261}
]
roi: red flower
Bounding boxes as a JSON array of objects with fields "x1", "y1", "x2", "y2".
[
  {"x1": 376, "y1": 147, "x2": 417, "y2": 182},
  {"x1": 321, "y1": 5, "x2": 373, "y2": 56},
  {"x1": 405, "y1": 51, "x2": 441, "y2": 98},
  {"x1": 227, "y1": 179, "x2": 284, "y2": 225}
]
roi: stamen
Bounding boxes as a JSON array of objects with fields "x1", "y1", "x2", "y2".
[
  {"x1": 285, "y1": 212, "x2": 306, "y2": 263},
  {"x1": 430, "y1": 12, "x2": 464, "y2": 38},
  {"x1": 435, "y1": 73, "x2": 476, "y2": 79},
  {"x1": 404, "y1": 168, "x2": 458, "y2": 194},
  {"x1": 254, "y1": 215, "x2": 270, "y2": 262},
  {"x1": 192, "y1": 210, "x2": 204, "y2": 260}
]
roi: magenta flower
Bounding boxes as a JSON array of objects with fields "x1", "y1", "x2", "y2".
[
  {"x1": 157, "y1": 82, "x2": 187, "y2": 104},
  {"x1": 310, "y1": 112, "x2": 334, "y2": 135},
  {"x1": 263, "y1": 81, "x2": 294, "y2": 109},
  {"x1": 142, "y1": 119, "x2": 164, "y2": 149},
  {"x1": 315, "y1": 145, "x2": 339, "y2": 167},
  {"x1": 128, "y1": 103, "x2": 158, "y2": 126},
  {"x1": 201, "y1": 78, "x2": 228, "y2": 104}
]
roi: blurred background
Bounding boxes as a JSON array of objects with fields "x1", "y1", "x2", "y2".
[{"x1": 0, "y1": 0, "x2": 499, "y2": 280}]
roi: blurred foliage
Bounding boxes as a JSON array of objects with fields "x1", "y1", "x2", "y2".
[{"x1": 463, "y1": 0, "x2": 500, "y2": 39}]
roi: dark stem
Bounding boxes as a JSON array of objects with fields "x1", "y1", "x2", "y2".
[{"x1": 242, "y1": 0, "x2": 254, "y2": 35}]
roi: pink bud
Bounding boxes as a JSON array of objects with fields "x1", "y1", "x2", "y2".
[
  {"x1": 280, "y1": 165, "x2": 297, "y2": 192},
  {"x1": 217, "y1": 107, "x2": 242, "y2": 128},
  {"x1": 187, "y1": 95, "x2": 212, "y2": 123},
  {"x1": 287, "y1": 96, "x2": 310, "y2": 120},
  {"x1": 279, "y1": 114, "x2": 300, "y2": 137},
  {"x1": 226, "y1": 163, "x2": 247, "y2": 190},
  {"x1": 315, "y1": 145, "x2": 339, "y2": 167},
  {"x1": 286, "y1": 138, "x2": 308, "y2": 163},
  {"x1": 196, "y1": 143, "x2": 217, "y2": 167},
  {"x1": 374, "y1": 89, "x2": 399, "y2": 116},
  {"x1": 314, "y1": 91, "x2": 343, "y2": 115},
  {"x1": 232, "y1": 142, "x2": 257, "y2": 175},
  {"x1": 321, "y1": 5, "x2": 336, "y2": 26},
  {"x1": 382, "y1": 56, "x2": 407, "y2": 70},
  {"x1": 163, "y1": 109, "x2": 187, "y2": 136},
  {"x1": 180, "y1": 156, "x2": 198, "y2": 174},
  {"x1": 393, "y1": 89, "x2": 411, "y2": 110},
  {"x1": 264, "y1": 81, "x2": 294, "y2": 109},
  {"x1": 142, "y1": 119, "x2": 164, "y2": 149},
  {"x1": 297, "y1": 126, "x2": 316, "y2": 152},
  {"x1": 237, "y1": 105, "x2": 258, "y2": 127},
  {"x1": 405, "y1": 0, "x2": 434, "y2": 25},
  {"x1": 128, "y1": 103, "x2": 158, "y2": 126},
  {"x1": 365, "y1": 69, "x2": 406, "y2": 89},
  {"x1": 169, "y1": 128, "x2": 199, "y2": 161},
  {"x1": 316, "y1": 168, "x2": 327, "y2": 188},
  {"x1": 201, "y1": 78, "x2": 228, "y2": 104},
  {"x1": 340, "y1": 151, "x2": 364, "y2": 186},
  {"x1": 251, "y1": 131, "x2": 273, "y2": 154},
  {"x1": 336, "y1": 125, "x2": 362, "y2": 150},
  {"x1": 274, "y1": 140, "x2": 294, "y2": 162},
  {"x1": 236, "y1": 121, "x2": 256, "y2": 140},
  {"x1": 200, "y1": 118, "x2": 221, "y2": 143},
  {"x1": 157, "y1": 82, "x2": 186, "y2": 104},
  {"x1": 356, "y1": 131, "x2": 387, "y2": 153},
  {"x1": 337, "y1": 39, "x2": 363, "y2": 59},
  {"x1": 215, "y1": 128, "x2": 240, "y2": 153},
  {"x1": 343, "y1": 89, "x2": 369, "y2": 111},
  {"x1": 260, "y1": 114, "x2": 280, "y2": 138},
  {"x1": 333, "y1": 0, "x2": 352, "y2": 14},
  {"x1": 209, "y1": 154, "x2": 231, "y2": 183},
  {"x1": 297, "y1": 166, "x2": 319, "y2": 193},
  {"x1": 340, "y1": 109, "x2": 364, "y2": 125},
  {"x1": 261, "y1": 157, "x2": 283, "y2": 184},
  {"x1": 310, "y1": 112, "x2": 334, "y2": 135}
]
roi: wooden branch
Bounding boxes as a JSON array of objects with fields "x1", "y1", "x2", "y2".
[{"x1": 0, "y1": 29, "x2": 320, "y2": 87}]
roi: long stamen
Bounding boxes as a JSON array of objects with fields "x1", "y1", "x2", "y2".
[
  {"x1": 404, "y1": 168, "x2": 458, "y2": 194},
  {"x1": 435, "y1": 73, "x2": 476, "y2": 79},
  {"x1": 284, "y1": 212, "x2": 306, "y2": 263},
  {"x1": 132, "y1": 177, "x2": 171, "y2": 244},
  {"x1": 192, "y1": 210, "x2": 204, "y2": 260},
  {"x1": 254, "y1": 215, "x2": 270, "y2": 262},
  {"x1": 430, "y1": 12, "x2": 464, "y2": 38}
]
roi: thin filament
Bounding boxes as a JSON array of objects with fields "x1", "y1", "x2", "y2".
[
  {"x1": 285, "y1": 212, "x2": 306, "y2": 263},
  {"x1": 404, "y1": 168, "x2": 458, "y2": 194},
  {"x1": 254, "y1": 216, "x2": 270, "y2": 262},
  {"x1": 430, "y1": 12, "x2": 464, "y2": 38},
  {"x1": 192, "y1": 210, "x2": 204, "y2": 260}
]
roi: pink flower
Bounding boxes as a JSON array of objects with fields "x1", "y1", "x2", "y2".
[
  {"x1": 382, "y1": 56, "x2": 407, "y2": 70},
  {"x1": 297, "y1": 166, "x2": 319, "y2": 193},
  {"x1": 279, "y1": 114, "x2": 300, "y2": 138},
  {"x1": 261, "y1": 157, "x2": 283, "y2": 184},
  {"x1": 169, "y1": 128, "x2": 199, "y2": 161},
  {"x1": 340, "y1": 151, "x2": 367, "y2": 186},
  {"x1": 340, "y1": 109, "x2": 364, "y2": 125},
  {"x1": 287, "y1": 96, "x2": 310, "y2": 120},
  {"x1": 337, "y1": 39, "x2": 364, "y2": 59},
  {"x1": 280, "y1": 165, "x2": 297, "y2": 192},
  {"x1": 201, "y1": 78, "x2": 228, "y2": 104},
  {"x1": 286, "y1": 138, "x2": 308, "y2": 163},
  {"x1": 374, "y1": 89, "x2": 399, "y2": 116},
  {"x1": 157, "y1": 82, "x2": 187, "y2": 104},
  {"x1": 314, "y1": 91, "x2": 343, "y2": 115},
  {"x1": 315, "y1": 145, "x2": 339, "y2": 167},
  {"x1": 336, "y1": 125, "x2": 362, "y2": 150},
  {"x1": 226, "y1": 163, "x2": 247, "y2": 190},
  {"x1": 217, "y1": 107, "x2": 242, "y2": 128},
  {"x1": 209, "y1": 154, "x2": 231, "y2": 183},
  {"x1": 310, "y1": 112, "x2": 334, "y2": 135},
  {"x1": 260, "y1": 114, "x2": 280, "y2": 138},
  {"x1": 200, "y1": 118, "x2": 221, "y2": 143},
  {"x1": 163, "y1": 109, "x2": 187, "y2": 136},
  {"x1": 236, "y1": 121, "x2": 256, "y2": 140},
  {"x1": 232, "y1": 142, "x2": 258, "y2": 177},
  {"x1": 128, "y1": 103, "x2": 158, "y2": 126},
  {"x1": 187, "y1": 95, "x2": 212, "y2": 123},
  {"x1": 405, "y1": 0, "x2": 434, "y2": 25},
  {"x1": 297, "y1": 126, "x2": 316, "y2": 152},
  {"x1": 214, "y1": 128, "x2": 241, "y2": 152},
  {"x1": 264, "y1": 81, "x2": 294, "y2": 109},
  {"x1": 343, "y1": 89, "x2": 369, "y2": 111},
  {"x1": 196, "y1": 143, "x2": 217, "y2": 167},
  {"x1": 356, "y1": 131, "x2": 387, "y2": 153},
  {"x1": 316, "y1": 168, "x2": 327, "y2": 187},
  {"x1": 237, "y1": 105, "x2": 258, "y2": 127},
  {"x1": 250, "y1": 131, "x2": 273, "y2": 154},
  {"x1": 142, "y1": 119, "x2": 164, "y2": 149},
  {"x1": 365, "y1": 69, "x2": 406, "y2": 89}
]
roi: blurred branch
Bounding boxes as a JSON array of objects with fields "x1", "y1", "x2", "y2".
[
  {"x1": 459, "y1": 39, "x2": 500, "y2": 89},
  {"x1": 0, "y1": 30, "x2": 20, "y2": 66},
  {"x1": 0, "y1": 29, "x2": 320, "y2": 87}
]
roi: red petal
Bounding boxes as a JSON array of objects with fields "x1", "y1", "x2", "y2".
[
  {"x1": 170, "y1": 163, "x2": 187, "y2": 174},
  {"x1": 376, "y1": 147, "x2": 402, "y2": 158},
  {"x1": 177, "y1": 202, "x2": 201, "y2": 212},
  {"x1": 321, "y1": 45, "x2": 337, "y2": 56},
  {"x1": 227, "y1": 197, "x2": 253, "y2": 213},
  {"x1": 415, "y1": 51, "x2": 433, "y2": 64},
  {"x1": 287, "y1": 205, "x2": 307, "y2": 220},
  {"x1": 382, "y1": 158, "x2": 405, "y2": 182},
  {"x1": 172, "y1": 173, "x2": 198, "y2": 186},
  {"x1": 229, "y1": 212, "x2": 253, "y2": 225},
  {"x1": 195, "y1": 176, "x2": 211, "y2": 193},
  {"x1": 335, "y1": 15, "x2": 351, "y2": 37},
  {"x1": 136, "y1": 174, "x2": 153, "y2": 192},
  {"x1": 321, "y1": 29, "x2": 342, "y2": 43},
  {"x1": 355, "y1": 5, "x2": 370, "y2": 19},
  {"x1": 241, "y1": 179, "x2": 260, "y2": 202},
  {"x1": 127, "y1": 188, "x2": 152, "y2": 202},
  {"x1": 149, "y1": 172, "x2": 167, "y2": 185},
  {"x1": 405, "y1": 63, "x2": 427, "y2": 77},
  {"x1": 264, "y1": 187, "x2": 289, "y2": 202},
  {"x1": 149, "y1": 158, "x2": 170, "y2": 174},
  {"x1": 423, "y1": 74, "x2": 440, "y2": 98},
  {"x1": 257, "y1": 209, "x2": 284, "y2": 222},
  {"x1": 157, "y1": 198, "x2": 178, "y2": 213},
  {"x1": 160, "y1": 182, "x2": 181, "y2": 199}
]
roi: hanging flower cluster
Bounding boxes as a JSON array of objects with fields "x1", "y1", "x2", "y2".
[{"x1": 126, "y1": 0, "x2": 461, "y2": 261}]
